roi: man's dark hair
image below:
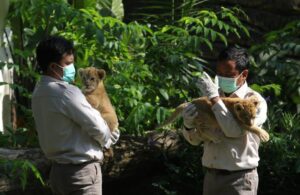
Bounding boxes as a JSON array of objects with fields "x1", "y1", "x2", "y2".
[
  {"x1": 36, "y1": 36, "x2": 74, "y2": 73},
  {"x1": 218, "y1": 45, "x2": 249, "y2": 72}
]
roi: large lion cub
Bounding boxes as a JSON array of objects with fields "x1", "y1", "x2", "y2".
[
  {"x1": 158, "y1": 96, "x2": 269, "y2": 143},
  {"x1": 78, "y1": 67, "x2": 119, "y2": 134}
]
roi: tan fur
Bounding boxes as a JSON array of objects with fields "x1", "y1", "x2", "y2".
[
  {"x1": 78, "y1": 67, "x2": 119, "y2": 133},
  {"x1": 158, "y1": 96, "x2": 269, "y2": 142}
]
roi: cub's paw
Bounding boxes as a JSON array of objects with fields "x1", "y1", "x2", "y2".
[{"x1": 259, "y1": 129, "x2": 270, "y2": 142}]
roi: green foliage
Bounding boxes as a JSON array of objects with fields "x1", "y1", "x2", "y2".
[
  {"x1": 2, "y1": 0, "x2": 299, "y2": 194},
  {"x1": 259, "y1": 108, "x2": 300, "y2": 192},
  {"x1": 70, "y1": 0, "x2": 124, "y2": 19},
  {"x1": 0, "y1": 127, "x2": 38, "y2": 148},
  {"x1": 126, "y1": 0, "x2": 250, "y2": 27},
  {"x1": 0, "y1": 159, "x2": 45, "y2": 190},
  {"x1": 250, "y1": 83, "x2": 281, "y2": 96},
  {"x1": 250, "y1": 20, "x2": 300, "y2": 110},
  {"x1": 97, "y1": 0, "x2": 124, "y2": 20},
  {"x1": 126, "y1": 0, "x2": 208, "y2": 23},
  {"x1": 5, "y1": 0, "x2": 248, "y2": 136},
  {"x1": 247, "y1": 20, "x2": 300, "y2": 193},
  {"x1": 152, "y1": 140, "x2": 204, "y2": 195}
]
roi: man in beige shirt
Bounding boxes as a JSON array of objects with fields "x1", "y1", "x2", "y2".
[
  {"x1": 182, "y1": 46, "x2": 267, "y2": 195},
  {"x1": 32, "y1": 36, "x2": 120, "y2": 195}
]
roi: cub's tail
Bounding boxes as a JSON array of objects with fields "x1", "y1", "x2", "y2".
[{"x1": 156, "y1": 102, "x2": 189, "y2": 129}]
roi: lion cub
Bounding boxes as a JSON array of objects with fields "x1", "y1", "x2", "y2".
[
  {"x1": 158, "y1": 96, "x2": 269, "y2": 143},
  {"x1": 78, "y1": 67, "x2": 119, "y2": 134}
]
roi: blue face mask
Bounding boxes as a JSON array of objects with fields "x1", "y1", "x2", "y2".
[
  {"x1": 217, "y1": 73, "x2": 242, "y2": 94},
  {"x1": 55, "y1": 63, "x2": 76, "y2": 83}
]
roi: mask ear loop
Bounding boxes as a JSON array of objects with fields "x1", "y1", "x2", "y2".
[
  {"x1": 237, "y1": 71, "x2": 244, "y2": 79},
  {"x1": 235, "y1": 71, "x2": 245, "y2": 87},
  {"x1": 214, "y1": 76, "x2": 219, "y2": 87},
  {"x1": 50, "y1": 63, "x2": 63, "y2": 81}
]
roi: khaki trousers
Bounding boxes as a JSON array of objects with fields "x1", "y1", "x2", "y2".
[
  {"x1": 50, "y1": 161, "x2": 102, "y2": 195},
  {"x1": 203, "y1": 168, "x2": 258, "y2": 195}
]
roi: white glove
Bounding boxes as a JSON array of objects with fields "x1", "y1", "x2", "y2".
[
  {"x1": 104, "y1": 129, "x2": 120, "y2": 149},
  {"x1": 111, "y1": 129, "x2": 120, "y2": 144},
  {"x1": 196, "y1": 72, "x2": 219, "y2": 99},
  {"x1": 182, "y1": 103, "x2": 198, "y2": 129}
]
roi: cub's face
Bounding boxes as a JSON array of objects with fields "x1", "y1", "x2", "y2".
[
  {"x1": 234, "y1": 98, "x2": 259, "y2": 126},
  {"x1": 78, "y1": 67, "x2": 106, "y2": 93}
]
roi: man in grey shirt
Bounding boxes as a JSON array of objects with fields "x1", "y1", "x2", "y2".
[
  {"x1": 182, "y1": 46, "x2": 267, "y2": 195},
  {"x1": 32, "y1": 36, "x2": 120, "y2": 195}
]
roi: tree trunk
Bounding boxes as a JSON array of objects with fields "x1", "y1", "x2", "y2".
[{"x1": 0, "y1": 0, "x2": 14, "y2": 133}]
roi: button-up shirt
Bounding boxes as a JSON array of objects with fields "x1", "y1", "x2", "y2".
[
  {"x1": 32, "y1": 76, "x2": 111, "y2": 164},
  {"x1": 182, "y1": 82, "x2": 267, "y2": 171}
]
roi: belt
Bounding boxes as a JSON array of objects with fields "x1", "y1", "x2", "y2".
[
  {"x1": 52, "y1": 160, "x2": 100, "y2": 167},
  {"x1": 204, "y1": 167, "x2": 256, "y2": 175}
]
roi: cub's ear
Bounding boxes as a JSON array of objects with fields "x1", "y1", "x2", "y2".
[
  {"x1": 97, "y1": 69, "x2": 106, "y2": 80},
  {"x1": 248, "y1": 96, "x2": 260, "y2": 107},
  {"x1": 252, "y1": 99, "x2": 259, "y2": 107},
  {"x1": 234, "y1": 103, "x2": 244, "y2": 113},
  {"x1": 78, "y1": 68, "x2": 84, "y2": 79}
]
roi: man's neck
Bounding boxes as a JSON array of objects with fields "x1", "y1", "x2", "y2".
[
  {"x1": 224, "y1": 92, "x2": 231, "y2": 97},
  {"x1": 45, "y1": 71, "x2": 61, "y2": 81}
]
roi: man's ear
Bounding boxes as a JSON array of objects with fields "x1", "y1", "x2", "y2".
[
  {"x1": 78, "y1": 68, "x2": 84, "y2": 79},
  {"x1": 97, "y1": 69, "x2": 106, "y2": 80},
  {"x1": 241, "y1": 69, "x2": 248, "y2": 79},
  {"x1": 48, "y1": 63, "x2": 56, "y2": 72}
]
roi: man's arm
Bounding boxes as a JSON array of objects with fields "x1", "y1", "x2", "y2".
[
  {"x1": 210, "y1": 94, "x2": 268, "y2": 137},
  {"x1": 62, "y1": 87, "x2": 111, "y2": 147},
  {"x1": 196, "y1": 72, "x2": 243, "y2": 138},
  {"x1": 181, "y1": 104, "x2": 203, "y2": 145},
  {"x1": 210, "y1": 97, "x2": 244, "y2": 137}
]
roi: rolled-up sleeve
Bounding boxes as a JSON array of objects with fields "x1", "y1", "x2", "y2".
[
  {"x1": 62, "y1": 87, "x2": 111, "y2": 147},
  {"x1": 211, "y1": 94, "x2": 268, "y2": 138},
  {"x1": 211, "y1": 99, "x2": 244, "y2": 138}
]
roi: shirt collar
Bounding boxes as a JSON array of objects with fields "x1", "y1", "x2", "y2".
[
  {"x1": 232, "y1": 82, "x2": 248, "y2": 98},
  {"x1": 40, "y1": 75, "x2": 67, "y2": 84},
  {"x1": 219, "y1": 82, "x2": 249, "y2": 98}
]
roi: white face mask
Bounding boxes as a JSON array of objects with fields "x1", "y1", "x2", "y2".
[
  {"x1": 215, "y1": 73, "x2": 242, "y2": 94},
  {"x1": 52, "y1": 63, "x2": 76, "y2": 83}
]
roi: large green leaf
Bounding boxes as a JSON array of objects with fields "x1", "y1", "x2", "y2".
[
  {"x1": 97, "y1": 0, "x2": 124, "y2": 20},
  {"x1": 126, "y1": 0, "x2": 207, "y2": 24}
]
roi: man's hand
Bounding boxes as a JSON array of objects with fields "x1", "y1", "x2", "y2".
[
  {"x1": 110, "y1": 129, "x2": 120, "y2": 145},
  {"x1": 104, "y1": 129, "x2": 120, "y2": 149},
  {"x1": 182, "y1": 103, "x2": 198, "y2": 129},
  {"x1": 196, "y1": 72, "x2": 219, "y2": 99}
]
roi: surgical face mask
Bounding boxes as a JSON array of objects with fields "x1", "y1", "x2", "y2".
[
  {"x1": 54, "y1": 63, "x2": 76, "y2": 83},
  {"x1": 216, "y1": 73, "x2": 242, "y2": 94}
]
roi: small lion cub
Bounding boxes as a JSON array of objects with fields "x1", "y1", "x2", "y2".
[
  {"x1": 158, "y1": 96, "x2": 269, "y2": 143},
  {"x1": 78, "y1": 67, "x2": 119, "y2": 135}
]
